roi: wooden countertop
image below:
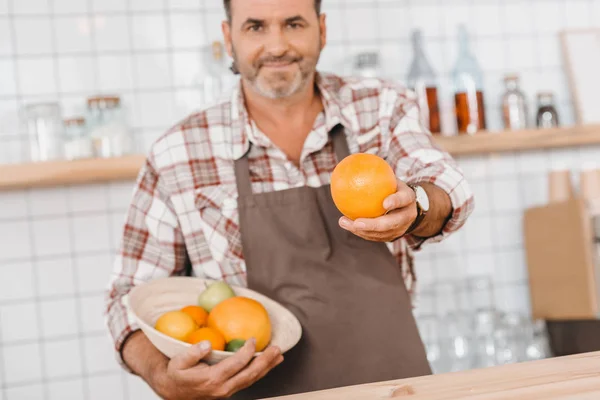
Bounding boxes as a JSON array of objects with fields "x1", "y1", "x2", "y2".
[{"x1": 269, "y1": 351, "x2": 600, "y2": 399}]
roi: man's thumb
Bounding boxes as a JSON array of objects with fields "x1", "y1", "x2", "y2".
[{"x1": 171, "y1": 341, "x2": 212, "y2": 370}]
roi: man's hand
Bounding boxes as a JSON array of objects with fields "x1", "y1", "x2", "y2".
[
  {"x1": 156, "y1": 338, "x2": 283, "y2": 400},
  {"x1": 339, "y1": 180, "x2": 417, "y2": 242},
  {"x1": 123, "y1": 330, "x2": 282, "y2": 400},
  {"x1": 338, "y1": 181, "x2": 452, "y2": 242}
]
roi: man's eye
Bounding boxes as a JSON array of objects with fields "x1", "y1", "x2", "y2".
[
  {"x1": 288, "y1": 23, "x2": 302, "y2": 29},
  {"x1": 248, "y1": 25, "x2": 262, "y2": 32}
]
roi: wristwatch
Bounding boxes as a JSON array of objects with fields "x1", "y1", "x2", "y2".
[{"x1": 405, "y1": 184, "x2": 429, "y2": 235}]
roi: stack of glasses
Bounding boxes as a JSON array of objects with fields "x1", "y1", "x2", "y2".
[{"x1": 414, "y1": 277, "x2": 553, "y2": 374}]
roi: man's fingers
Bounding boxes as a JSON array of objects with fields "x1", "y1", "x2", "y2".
[
  {"x1": 170, "y1": 341, "x2": 212, "y2": 370},
  {"x1": 220, "y1": 346, "x2": 283, "y2": 396},
  {"x1": 383, "y1": 185, "x2": 415, "y2": 211},
  {"x1": 210, "y1": 338, "x2": 257, "y2": 380},
  {"x1": 355, "y1": 210, "x2": 411, "y2": 233}
]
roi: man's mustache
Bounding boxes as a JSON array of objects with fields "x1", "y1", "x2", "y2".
[{"x1": 256, "y1": 55, "x2": 302, "y2": 68}]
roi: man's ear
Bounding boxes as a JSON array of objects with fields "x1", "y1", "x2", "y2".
[
  {"x1": 222, "y1": 20, "x2": 233, "y2": 58},
  {"x1": 319, "y1": 13, "x2": 327, "y2": 50}
]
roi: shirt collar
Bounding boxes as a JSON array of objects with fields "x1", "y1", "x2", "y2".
[{"x1": 229, "y1": 72, "x2": 353, "y2": 161}]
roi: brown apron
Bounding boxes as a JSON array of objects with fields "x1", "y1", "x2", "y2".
[{"x1": 230, "y1": 125, "x2": 432, "y2": 399}]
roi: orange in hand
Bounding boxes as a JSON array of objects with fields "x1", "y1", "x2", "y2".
[
  {"x1": 186, "y1": 327, "x2": 226, "y2": 350},
  {"x1": 330, "y1": 153, "x2": 398, "y2": 220},
  {"x1": 207, "y1": 297, "x2": 272, "y2": 352},
  {"x1": 181, "y1": 305, "x2": 208, "y2": 327}
]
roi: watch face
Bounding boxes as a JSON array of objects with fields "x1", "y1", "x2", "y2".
[{"x1": 415, "y1": 186, "x2": 430, "y2": 212}]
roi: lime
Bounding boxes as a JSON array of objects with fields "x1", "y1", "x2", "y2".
[{"x1": 225, "y1": 339, "x2": 246, "y2": 352}]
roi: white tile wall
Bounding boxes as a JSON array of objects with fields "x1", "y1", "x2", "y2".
[{"x1": 1, "y1": 0, "x2": 600, "y2": 398}]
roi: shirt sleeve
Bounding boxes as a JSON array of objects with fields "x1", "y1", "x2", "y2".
[
  {"x1": 385, "y1": 91, "x2": 475, "y2": 250},
  {"x1": 104, "y1": 156, "x2": 188, "y2": 373}
]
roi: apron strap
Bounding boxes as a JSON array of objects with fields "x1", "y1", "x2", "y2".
[
  {"x1": 331, "y1": 123, "x2": 351, "y2": 162},
  {"x1": 233, "y1": 123, "x2": 351, "y2": 196},
  {"x1": 234, "y1": 150, "x2": 253, "y2": 197}
]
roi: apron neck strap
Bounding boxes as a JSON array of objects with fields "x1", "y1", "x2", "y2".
[
  {"x1": 234, "y1": 151, "x2": 253, "y2": 197},
  {"x1": 331, "y1": 123, "x2": 350, "y2": 162},
  {"x1": 233, "y1": 124, "x2": 351, "y2": 196}
]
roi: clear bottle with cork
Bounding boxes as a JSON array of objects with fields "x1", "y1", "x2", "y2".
[
  {"x1": 407, "y1": 29, "x2": 441, "y2": 134},
  {"x1": 199, "y1": 41, "x2": 238, "y2": 106},
  {"x1": 501, "y1": 74, "x2": 529, "y2": 130},
  {"x1": 452, "y1": 25, "x2": 487, "y2": 135}
]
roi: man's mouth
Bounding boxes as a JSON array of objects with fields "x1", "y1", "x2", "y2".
[{"x1": 261, "y1": 61, "x2": 296, "y2": 69}]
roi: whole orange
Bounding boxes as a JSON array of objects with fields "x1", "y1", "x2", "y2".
[
  {"x1": 186, "y1": 327, "x2": 226, "y2": 351},
  {"x1": 207, "y1": 297, "x2": 272, "y2": 352},
  {"x1": 154, "y1": 310, "x2": 198, "y2": 342},
  {"x1": 181, "y1": 305, "x2": 208, "y2": 327},
  {"x1": 330, "y1": 153, "x2": 398, "y2": 220}
]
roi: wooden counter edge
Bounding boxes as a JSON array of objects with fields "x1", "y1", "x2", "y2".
[
  {"x1": 267, "y1": 351, "x2": 600, "y2": 399},
  {"x1": 0, "y1": 154, "x2": 146, "y2": 190},
  {"x1": 433, "y1": 123, "x2": 600, "y2": 156}
]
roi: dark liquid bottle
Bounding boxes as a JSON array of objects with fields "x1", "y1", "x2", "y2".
[
  {"x1": 452, "y1": 25, "x2": 487, "y2": 135},
  {"x1": 455, "y1": 91, "x2": 486, "y2": 134},
  {"x1": 407, "y1": 29, "x2": 441, "y2": 134}
]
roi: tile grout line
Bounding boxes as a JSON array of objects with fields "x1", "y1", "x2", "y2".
[
  {"x1": 24, "y1": 191, "x2": 49, "y2": 399},
  {"x1": 0, "y1": 301, "x2": 6, "y2": 400},
  {"x1": 65, "y1": 185, "x2": 91, "y2": 399}
]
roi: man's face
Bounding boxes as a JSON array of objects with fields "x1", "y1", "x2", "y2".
[{"x1": 222, "y1": 0, "x2": 327, "y2": 99}]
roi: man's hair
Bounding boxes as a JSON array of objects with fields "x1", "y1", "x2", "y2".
[{"x1": 223, "y1": 0, "x2": 322, "y2": 21}]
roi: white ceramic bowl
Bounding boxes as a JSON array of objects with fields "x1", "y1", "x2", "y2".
[{"x1": 127, "y1": 276, "x2": 302, "y2": 364}]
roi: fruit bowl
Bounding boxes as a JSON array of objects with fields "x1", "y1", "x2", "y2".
[{"x1": 127, "y1": 276, "x2": 302, "y2": 364}]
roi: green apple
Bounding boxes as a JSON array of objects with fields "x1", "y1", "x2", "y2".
[{"x1": 197, "y1": 281, "x2": 235, "y2": 312}]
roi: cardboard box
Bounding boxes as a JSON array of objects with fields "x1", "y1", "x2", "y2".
[{"x1": 524, "y1": 197, "x2": 600, "y2": 320}]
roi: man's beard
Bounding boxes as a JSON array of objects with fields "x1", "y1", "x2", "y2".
[{"x1": 231, "y1": 43, "x2": 320, "y2": 99}]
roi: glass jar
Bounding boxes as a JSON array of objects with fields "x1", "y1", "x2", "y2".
[
  {"x1": 536, "y1": 92, "x2": 560, "y2": 129},
  {"x1": 21, "y1": 102, "x2": 65, "y2": 162},
  {"x1": 86, "y1": 96, "x2": 133, "y2": 158},
  {"x1": 452, "y1": 25, "x2": 487, "y2": 135},
  {"x1": 352, "y1": 51, "x2": 382, "y2": 79},
  {"x1": 502, "y1": 74, "x2": 529, "y2": 130},
  {"x1": 407, "y1": 29, "x2": 441, "y2": 134},
  {"x1": 63, "y1": 117, "x2": 94, "y2": 160}
]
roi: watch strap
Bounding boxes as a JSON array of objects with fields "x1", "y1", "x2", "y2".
[{"x1": 405, "y1": 185, "x2": 426, "y2": 235}]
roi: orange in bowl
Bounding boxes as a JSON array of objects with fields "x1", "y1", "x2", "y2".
[
  {"x1": 154, "y1": 310, "x2": 198, "y2": 342},
  {"x1": 330, "y1": 153, "x2": 397, "y2": 220},
  {"x1": 181, "y1": 305, "x2": 208, "y2": 327},
  {"x1": 207, "y1": 296, "x2": 272, "y2": 352},
  {"x1": 186, "y1": 327, "x2": 226, "y2": 351}
]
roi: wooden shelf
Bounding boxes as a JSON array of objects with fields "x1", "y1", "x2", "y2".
[
  {"x1": 1, "y1": 124, "x2": 600, "y2": 191},
  {"x1": 433, "y1": 124, "x2": 600, "y2": 156},
  {"x1": 0, "y1": 154, "x2": 145, "y2": 191}
]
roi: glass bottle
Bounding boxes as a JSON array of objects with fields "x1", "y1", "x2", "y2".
[
  {"x1": 199, "y1": 41, "x2": 238, "y2": 106},
  {"x1": 536, "y1": 92, "x2": 560, "y2": 129},
  {"x1": 352, "y1": 51, "x2": 382, "y2": 78},
  {"x1": 407, "y1": 29, "x2": 441, "y2": 134},
  {"x1": 502, "y1": 74, "x2": 529, "y2": 130},
  {"x1": 452, "y1": 25, "x2": 487, "y2": 135}
]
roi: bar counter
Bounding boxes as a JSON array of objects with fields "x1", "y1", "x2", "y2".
[{"x1": 269, "y1": 351, "x2": 600, "y2": 399}]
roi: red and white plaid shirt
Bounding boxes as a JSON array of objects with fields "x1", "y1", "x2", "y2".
[{"x1": 105, "y1": 72, "x2": 474, "y2": 371}]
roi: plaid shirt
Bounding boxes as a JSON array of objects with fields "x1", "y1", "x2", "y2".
[{"x1": 105, "y1": 72, "x2": 474, "y2": 371}]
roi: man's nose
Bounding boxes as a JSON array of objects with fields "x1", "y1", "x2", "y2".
[{"x1": 264, "y1": 27, "x2": 289, "y2": 57}]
